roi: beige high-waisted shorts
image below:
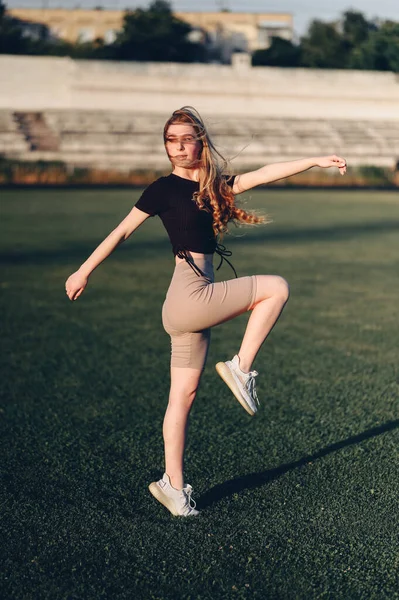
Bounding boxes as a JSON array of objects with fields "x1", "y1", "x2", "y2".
[{"x1": 162, "y1": 257, "x2": 257, "y2": 370}]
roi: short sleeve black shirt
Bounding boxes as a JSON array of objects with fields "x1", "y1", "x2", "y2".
[{"x1": 135, "y1": 173, "x2": 235, "y2": 255}]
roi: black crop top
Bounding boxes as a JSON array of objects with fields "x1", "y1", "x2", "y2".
[{"x1": 135, "y1": 173, "x2": 237, "y2": 276}]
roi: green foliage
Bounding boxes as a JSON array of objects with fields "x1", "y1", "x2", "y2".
[
  {"x1": 0, "y1": 1, "x2": 72, "y2": 57},
  {"x1": 300, "y1": 20, "x2": 347, "y2": 68},
  {"x1": 0, "y1": 0, "x2": 203, "y2": 62},
  {"x1": 299, "y1": 12, "x2": 399, "y2": 71},
  {"x1": 253, "y1": 10, "x2": 398, "y2": 72},
  {"x1": 357, "y1": 165, "x2": 393, "y2": 185},
  {"x1": 0, "y1": 0, "x2": 30, "y2": 54},
  {"x1": 349, "y1": 21, "x2": 399, "y2": 72},
  {"x1": 0, "y1": 1, "x2": 398, "y2": 70},
  {"x1": 113, "y1": 0, "x2": 205, "y2": 62},
  {"x1": 342, "y1": 10, "x2": 375, "y2": 48},
  {"x1": 252, "y1": 37, "x2": 301, "y2": 67}
]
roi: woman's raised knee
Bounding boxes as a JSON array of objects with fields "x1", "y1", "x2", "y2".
[
  {"x1": 275, "y1": 276, "x2": 290, "y2": 303},
  {"x1": 254, "y1": 274, "x2": 290, "y2": 304}
]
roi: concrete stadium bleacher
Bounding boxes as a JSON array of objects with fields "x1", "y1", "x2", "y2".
[
  {"x1": 1, "y1": 56, "x2": 398, "y2": 172},
  {"x1": 0, "y1": 111, "x2": 30, "y2": 155},
  {"x1": 1, "y1": 108, "x2": 399, "y2": 170}
]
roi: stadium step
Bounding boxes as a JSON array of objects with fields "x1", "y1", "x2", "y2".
[{"x1": 13, "y1": 111, "x2": 60, "y2": 152}]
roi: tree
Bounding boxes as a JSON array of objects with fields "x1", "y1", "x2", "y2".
[
  {"x1": 349, "y1": 21, "x2": 399, "y2": 71},
  {"x1": 252, "y1": 37, "x2": 300, "y2": 67},
  {"x1": 300, "y1": 20, "x2": 348, "y2": 68},
  {"x1": 113, "y1": 0, "x2": 205, "y2": 62},
  {"x1": 299, "y1": 11, "x2": 399, "y2": 72},
  {"x1": 0, "y1": 1, "x2": 66, "y2": 56},
  {"x1": 0, "y1": 0, "x2": 205, "y2": 62},
  {"x1": 342, "y1": 10, "x2": 374, "y2": 47},
  {"x1": 0, "y1": 1, "x2": 30, "y2": 54}
]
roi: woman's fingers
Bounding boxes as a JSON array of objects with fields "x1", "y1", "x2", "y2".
[
  {"x1": 325, "y1": 155, "x2": 347, "y2": 172},
  {"x1": 65, "y1": 287, "x2": 82, "y2": 301},
  {"x1": 336, "y1": 155, "x2": 347, "y2": 175},
  {"x1": 71, "y1": 289, "x2": 82, "y2": 301},
  {"x1": 330, "y1": 155, "x2": 346, "y2": 165},
  {"x1": 65, "y1": 272, "x2": 88, "y2": 301},
  {"x1": 336, "y1": 155, "x2": 346, "y2": 166}
]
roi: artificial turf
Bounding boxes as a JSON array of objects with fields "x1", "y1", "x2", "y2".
[{"x1": 1, "y1": 188, "x2": 399, "y2": 599}]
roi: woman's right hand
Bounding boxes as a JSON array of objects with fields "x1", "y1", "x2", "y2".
[{"x1": 65, "y1": 270, "x2": 89, "y2": 301}]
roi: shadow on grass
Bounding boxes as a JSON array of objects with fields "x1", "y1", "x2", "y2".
[
  {"x1": 2, "y1": 220, "x2": 399, "y2": 266},
  {"x1": 198, "y1": 419, "x2": 399, "y2": 509}
]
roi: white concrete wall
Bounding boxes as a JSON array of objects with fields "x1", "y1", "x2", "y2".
[
  {"x1": 0, "y1": 55, "x2": 73, "y2": 110},
  {"x1": 0, "y1": 54, "x2": 398, "y2": 120}
]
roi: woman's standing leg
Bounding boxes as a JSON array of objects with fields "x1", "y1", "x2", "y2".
[
  {"x1": 162, "y1": 366, "x2": 203, "y2": 490},
  {"x1": 160, "y1": 325, "x2": 210, "y2": 490},
  {"x1": 149, "y1": 326, "x2": 209, "y2": 515}
]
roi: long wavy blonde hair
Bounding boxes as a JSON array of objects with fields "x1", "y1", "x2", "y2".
[{"x1": 163, "y1": 106, "x2": 265, "y2": 236}]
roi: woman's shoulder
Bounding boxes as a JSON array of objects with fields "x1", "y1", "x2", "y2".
[
  {"x1": 135, "y1": 176, "x2": 173, "y2": 216},
  {"x1": 144, "y1": 175, "x2": 172, "y2": 192}
]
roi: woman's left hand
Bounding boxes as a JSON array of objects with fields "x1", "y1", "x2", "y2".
[{"x1": 315, "y1": 155, "x2": 347, "y2": 175}]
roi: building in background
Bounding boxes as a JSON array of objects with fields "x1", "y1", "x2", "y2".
[{"x1": 8, "y1": 8, "x2": 293, "y2": 63}]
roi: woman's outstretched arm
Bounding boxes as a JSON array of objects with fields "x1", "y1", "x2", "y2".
[
  {"x1": 233, "y1": 155, "x2": 347, "y2": 195},
  {"x1": 65, "y1": 207, "x2": 150, "y2": 301}
]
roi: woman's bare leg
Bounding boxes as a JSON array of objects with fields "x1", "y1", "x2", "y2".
[
  {"x1": 238, "y1": 275, "x2": 290, "y2": 373},
  {"x1": 162, "y1": 366, "x2": 203, "y2": 490}
]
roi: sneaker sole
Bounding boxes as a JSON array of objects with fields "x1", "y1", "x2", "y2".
[
  {"x1": 148, "y1": 482, "x2": 180, "y2": 516},
  {"x1": 215, "y1": 362, "x2": 256, "y2": 416},
  {"x1": 148, "y1": 483, "x2": 199, "y2": 517}
]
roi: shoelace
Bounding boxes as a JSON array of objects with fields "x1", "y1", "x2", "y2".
[
  {"x1": 244, "y1": 371, "x2": 260, "y2": 406},
  {"x1": 182, "y1": 485, "x2": 197, "y2": 514}
]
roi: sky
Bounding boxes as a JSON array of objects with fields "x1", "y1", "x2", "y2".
[{"x1": 6, "y1": 0, "x2": 399, "y2": 36}]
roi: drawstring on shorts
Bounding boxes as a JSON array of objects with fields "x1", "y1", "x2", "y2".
[
  {"x1": 175, "y1": 249, "x2": 206, "y2": 277},
  {"x1": 175, "y1": 244, "x2": 237, "y2": 278},
  {"x1": 214, "y1": 243, "x2": 237, "y2": 278}
]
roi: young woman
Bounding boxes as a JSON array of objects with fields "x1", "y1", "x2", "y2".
[{"x1": 65, "y1": 107, "x2": 347, "y2": 517}]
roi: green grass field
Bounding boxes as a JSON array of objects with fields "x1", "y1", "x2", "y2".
[{"x1": 1, "y1": 188, "x2": 399, "y2": 599}]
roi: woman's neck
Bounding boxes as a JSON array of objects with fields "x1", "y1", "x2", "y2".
[{"x1": 172, "y1": 166, "x2": 200, "y2": 182}]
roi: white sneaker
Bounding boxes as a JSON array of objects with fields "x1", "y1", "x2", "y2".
[
  {"x1": 148, "y1": 473, "x2": 199, "y2": 517},
  {"x1": 215, "y1": 355, "x2": 259, "y2": 416}
]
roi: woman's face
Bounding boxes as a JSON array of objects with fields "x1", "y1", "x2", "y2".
[{"x1": 165, "y1": 123, "x2": 202, "y2": 169}]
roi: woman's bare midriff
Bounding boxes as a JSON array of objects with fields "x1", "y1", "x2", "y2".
[{"x1": 174, "y1": 251, "x2": 213, "y2": 266}]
